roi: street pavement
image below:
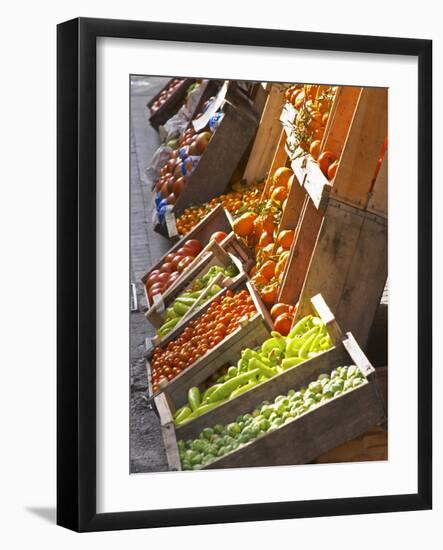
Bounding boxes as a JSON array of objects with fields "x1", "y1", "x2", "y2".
[{"x1": 130, "y1": 76, "x2": 170, "y2": 473}]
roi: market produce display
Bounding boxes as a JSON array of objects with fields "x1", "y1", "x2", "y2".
[
  {"x1": 149, "y1": 289, "x2": 258, "y2": 394},
  {"x1": 176, "y1": 180, "x2": 264, "y2": 236},
  {"x1": 144, "y1": 238, "x2": 203, "y2": 304},
  {"x1": 156, "y1": 263, "x2": 238, "y2": 338},
  {"x1": 150, "y1": 79, "x2": 185, "y2": 114},
  {"x1": 284, "y1": 83, "x2": 338, "y2": 178},
  {"x1": 173, "y1": 315, "x2": 332, "y2": 426},
  {"x1": 232, "y1": 166, "x2": 296, "y2": 306},
  {"x1": 178, "y1": 364, "x2": 366, "y2": 470}
]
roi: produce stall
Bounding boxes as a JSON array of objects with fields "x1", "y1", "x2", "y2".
[{"x1": 135, "y1": 78, "x2": 388, "y2": 473}]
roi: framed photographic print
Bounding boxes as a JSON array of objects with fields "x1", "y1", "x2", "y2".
[{"x1": 57, "y1": 17, "x2": 432, "y2": 532}]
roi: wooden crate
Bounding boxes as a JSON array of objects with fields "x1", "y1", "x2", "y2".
[
  {"x1": 144, "y1": 240, "x2": 246, "y2": 331},
  {"x1": 157, "y1": 327, "x2": 386, "y2": 471},
  {"x1": 145, "y1": 280, "x2": 273, "y2": 401},
  {"x1": 164, "y1": 293, "x2": 341, "y2": 440},
  {"x1": 148, "y1": 78, "x2": 196, "y2": 130},
  {"x1": 142, "y1": 204, "x2": 232, "y2": 294},
  {"x1": 171, "y1": 85, "x2": 260, "y2": 218}
]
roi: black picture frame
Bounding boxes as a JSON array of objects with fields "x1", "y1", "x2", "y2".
[{"x1": 57, "y1": 17, "x2": 432, "y2": 532}]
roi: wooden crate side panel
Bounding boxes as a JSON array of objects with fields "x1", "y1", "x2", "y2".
[
  {"x1": 296, "y1": 202, "x2": 387, "y2": 348},
  {"x1": 295, "y1": 200, "x2": 365, "y2": 321},
  {"x1": 331, "y1": 87, "x2": 388, "y2": 208},
  {"x1": 243, "y1": 85, "x2": 286, "y2": 185},
  {"x1": 367, "y1": 152, "x2": 387, "y2": 217},
  {"x1": 205, "y1": 381, "x2": 385, "y2": 469},
  {"x1": 320, "y1": 86, "x2": 362, "y2": 158},
  {"x1": 176, "y1": 343, "x2": 346, "y2": 441},
  {"x1": 334, "y1": 212, "x2": 388, "y2": 348},
  {"x1": 277, "y1": 173, "x2": 305, "y2": 232},
  {"x1": 173, "y1": 103, "x2": 259, "y2": 215},
  {"x1": 279, "y1": 196, "x2": 324, "y2": 304}
]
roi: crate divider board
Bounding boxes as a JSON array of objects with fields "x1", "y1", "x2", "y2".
[
  {"x1": 142, "y1": 205, "x2": 232, "y2": 296},
  {"x1": 159, "y1": 325, "x2": 386, "y2": 469},
  {"x1": 243, "y1": 83, "x2": 286, "y2": 185},
  {"x1": 171, "y1": 84, "x2": 260, "y2": 219},
  {"x1": 145, "y1": 280, "x2": 273, "y2": 401},
  {"x1": 148, "y1": 78, "x2": 196, "y2": 130},
  {"x1": 168, "y1": 293, "x2": 343, "y2": 439},
  {"x1": 144, "y1": 240, "x2": 246, "y2": 329}
]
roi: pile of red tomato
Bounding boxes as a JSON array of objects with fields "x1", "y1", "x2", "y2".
[
  {"x1": 150, "y1": 79, "x2": 184, "y2": 114},
  {"x1": 150, "y1": 289, "x2": 257, "y2": 393},
  {"x1": 145, "y1": 239, "x2": 203, "y2": 304}
]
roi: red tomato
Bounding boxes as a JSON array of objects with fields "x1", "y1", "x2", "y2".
[
  {"x1": 183, "y1": 239, "x2": 203, "y2": 256},
  {"x1": 157, "y1": 272, "x2": 170, "y2": 285},
  {"x1": 210, "y1": 231, "x2": 228, "y2": 244},
  {"x1": 160, "y1": 262, "x2": 174, "y2": 274}
]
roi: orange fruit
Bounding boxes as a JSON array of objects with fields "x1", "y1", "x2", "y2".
[
  {"x1": 262, "y1": 214, "x2": 276, "y2": 236},
  {"x1": 272, "y1": 167, "x2": 293, "y2": 189},
  {"x1": 318, "y1": 99, "x2": 330, "y2": 114},
  {"x1": 260, "y1": 283, "x2": 279, "y2": 306},
  {"x1": 322, "y1": 112, "x2": 329, "y2": 125},
  {"x1": 327, "y1": 160, "x2": 339, "y2": 180},
  {"x1": 258, "y1": 232, "x2": 274, "y2": 248},
  {"x1": 249, "y1": 265, "x2": 257, "y2": 277},
  {"x1": 233, "y1": 212, "x2": 257, "y2": 237},
  {"x1": 259, "y1": 260, "x2": 276, "y2": 280},
  {"x1": 251, "y1": 273, "x2": 268, "y2": 288},
  {"x1": 309, "y1": 140, "x2": 322, "y2": 160},
  {"x1": 260, "y1": 243, "x2": 276, "y2": 260},
  {"x1": 312, "y1": 128, "x2": 325, "y2": 141},
  {"x1": 270, "y1": 302, "x2": 292, "y2": 321},
  {"x1": 277, "y1": 229, "x2": 295, "y2": 250},
  {"x1": 310, "y1": 110, "x2": 323, "y2": 123},
  {"x1": 305, "y1": 84, "x2": 319, "y2": 100},
  {"x1": 318, "y1": 151, "x2": 338, "y2": 177},
  {"x1": 271, "y1": 186, "x2": 288, "y2": 203}
]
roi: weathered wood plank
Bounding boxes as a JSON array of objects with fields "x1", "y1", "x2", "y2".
[
  {"x1": 279, "y1": 196, "x2": 324, "y2": 304},
  {"x1": 331, "y1": 87, "x2": 388, "y2": 208},
  {"x1": 243, "y1": 84, "x2": 285, "y2": 184},
  {"x1": 296, "y1": 200, "x2": 387, "y2": 348},
  {"x1": 277, "y1": 172, "x2": 305, "y2": 233},
  {"x1": 367, "y1": 151, "x2": 387, "y2": 217},
  {"x1": 261, "y1": 128, "x2": 289, "y2": 199},
  {"x1": 320, "y1": 86, "x2": 362, "y2": 158}
]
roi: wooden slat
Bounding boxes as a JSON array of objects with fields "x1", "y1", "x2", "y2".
[
  {"x1": 278, "y1": 196, "x2": 324, "y2": 304},
  {"x1": 311, "y1": 293, "x2": 344, "y2": 346},
  {"x1": 320, "y1": 86, "x2": 362, "y2": 158},
  {"x1": 243, "y1": 84, "x2": 285, "y2": 184},
  {"x1": 367, "y1": 152, "x2": 388, "y2": 217},
  {"x1": 303, "y1": 157, "x2": 333, "y2": 211},
  {"x1": 155, "y1": 394, "x2": 182, "y2": 471},
  {"x1": 296, "y1": 200, "x2": 387, "y2": 348},
  {"x1": 331, "y1": 87, "x2": 388, "y2": 208},
  {"x1": 277, "y1": 172, "x2": 305, "y2": 232}
]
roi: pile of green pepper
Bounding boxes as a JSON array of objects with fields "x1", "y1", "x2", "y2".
[{"x1": 173, "y1": 315, "x2": 333, "y2": 426}]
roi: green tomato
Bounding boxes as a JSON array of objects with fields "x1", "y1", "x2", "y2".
[
  {"x1": 272, "y1": 417, "x2": 284, "y2": 427},
  {"x1": 334, "y1": 390, "x2": 342, "y2": 398},
  {"x1": 213, "y1": 424, "x2": 224, "y2": 434},
  {"x1": 227, "y1": 422, "x2": 241, "y2": 437},
  {"x1": 304, "y1": 398, "x2": 316, "y2": 408},
  {"x1": 261, "y1": 406, "x2": 273, "y2": 419},
  {"x1": 308, "y1": 381, "x2": 323, "y2": 394},
  {"x1": 200, "y1": 427, "x2": 214, "y2": 440},
  {"x1": 287, "y1": 389, "x2": 295, "y2": 397},
  {"x1": 217, "y1": 446, "x2": 228, "y2": 457},
  {"x1": 258, "y1": 418, "x2": 270, "y2": 431},
  {"x1": 192, "y1": 463, "x2": 203, "y2": 470},
  {"x1": 304, "y1": 390, "x2": 315, "y2": 401},
  {"x1": 190, "y1": 453, "x2": 203, "y2": 465},
  {"x1": 239, "y1": 434, "x2": 251, "y2": 444},
  {"x1": 251, "y1": 408, "x2": 261, "y2": 418},
  {"x1": 243, "y1": 413, "x2": 253, "y2": 424},
  {"x1": 275, "y1": 395, "x2": 287, "y2": 403}
]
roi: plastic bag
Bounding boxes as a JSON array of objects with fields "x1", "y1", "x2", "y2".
[{"x1": 146, "y1": 145, "x2": 173, "y2": 184}]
